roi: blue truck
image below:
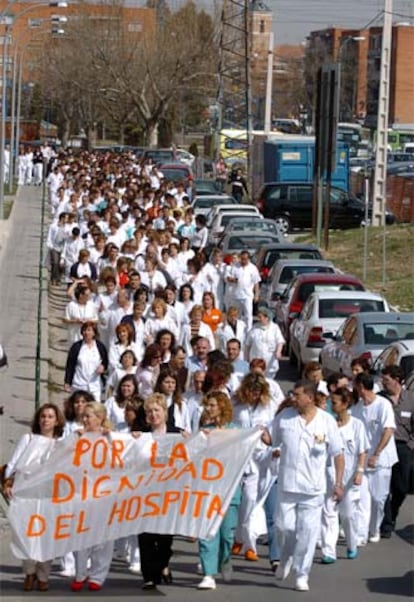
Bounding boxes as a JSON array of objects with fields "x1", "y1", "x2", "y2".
[{"x1": 251, "y1": 135, "x2": 350, "y2": 197}]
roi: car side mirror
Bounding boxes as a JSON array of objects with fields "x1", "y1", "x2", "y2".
[{"x1": 323, "y1": 331, "x2": 334, "y2": 339}]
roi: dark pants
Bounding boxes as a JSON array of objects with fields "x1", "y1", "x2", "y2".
[
  {"x1": 138, "y1": 532, "x2": 173, "y2": 583},
  {"x1": 49, "y1": 249, "x2": 62, "y2": 283},
  {"x1": 381, "y1": 441, "x2": 413, "y2": 534}
]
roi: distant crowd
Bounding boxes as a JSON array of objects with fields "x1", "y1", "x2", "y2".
[{"x1": 3, "y1": 148, "x2": 412, "y2": 593}]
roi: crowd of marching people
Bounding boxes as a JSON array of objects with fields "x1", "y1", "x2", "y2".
[{"x1": 3, "y1": 149, "x2": 413, "y2": 593}]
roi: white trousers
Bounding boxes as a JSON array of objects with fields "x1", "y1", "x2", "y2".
[
  {"x1": 24, "y1": 164, "x2": 32, "y2": 185},
  {"x1": 321, "y1": 485, "x2": 360, "y2": 557},
  {"x1": 235, "y1": 471, "x2": 260, "y2": 552},
  {"x1": 75, "y1": 540, "x2": 114, "y2": 585},
  {"x1": 22, "y1": 559, "x2": 52, "y2": 581},
  {"x1": 358, "y1": 469, "x2": 391, "y2": 540},
  {"x1": 233, "y1": 297, "x2": 254, "y2": 332},
  {"x1": 33, "y1": 163, "x2": 43, "y2": 185},
  {"x1": 60, "y1": 551, "x2": 75, "y2": 573},
  {"x1": 275, "y1": 491, "x2": 323, "y2": 580}
]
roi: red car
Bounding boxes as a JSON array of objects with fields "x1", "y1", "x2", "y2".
[{"x1": 274, "y1": 272, "x2": 365, "y2": 347}]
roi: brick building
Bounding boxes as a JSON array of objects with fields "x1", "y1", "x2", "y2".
[{"x1": 306, "y1": 24, "x2": 414, "y2": 128}]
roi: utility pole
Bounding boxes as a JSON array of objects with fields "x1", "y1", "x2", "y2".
[{"x1": 371, "y1": 0, "x2": 392, "y2": 228}]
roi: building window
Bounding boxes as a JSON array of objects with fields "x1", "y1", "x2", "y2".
[
  {"x1": 128, "y1": 22, "x2": 143, "y2": 32},
  {"x1": 259, "y1": 20, "x2": 265, "y2": 33}
]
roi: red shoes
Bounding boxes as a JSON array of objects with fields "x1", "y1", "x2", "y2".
[
  {"x1": 231, "y1": 542, "x2": 243, "y2": 555},
  {"x1": 71, "y1": 579, "x2": 87, "y2": 592},
  {"x1": 245, "y1": 549, "x2": 259, "y2": 561},
  {"x1": 71, "y1": 578, "x2": 102, "y2": 592}
]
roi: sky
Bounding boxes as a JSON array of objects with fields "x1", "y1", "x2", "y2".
[{"x1": 267, "y1": 0, "x2": 414, "y2": 44}]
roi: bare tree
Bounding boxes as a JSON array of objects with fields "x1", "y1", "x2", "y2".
[{"x1": 41, "y1": 0, "x2": 218, "y2": 148}]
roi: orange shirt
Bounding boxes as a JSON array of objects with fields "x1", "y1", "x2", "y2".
[{"x1": 202, "y1": 309, "x2": 223, "y2": 333}]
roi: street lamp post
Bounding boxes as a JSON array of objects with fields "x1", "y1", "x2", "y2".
[
  {"x1": 9, "y1": 17, "x2": 67, "y2": 193},
  {"x1": 0, "y1": 22, "x2": 11, "y2": 218},
  {"x1": 337, "y1": 36, "x2": 365, "y2": 122},
  {"x1": 0, "y1": 1, "x2": 67, "y2": 216}
]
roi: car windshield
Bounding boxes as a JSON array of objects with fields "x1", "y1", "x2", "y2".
[
  {"x1": 265, "y1": 249, "x2": 321, "y2": 268},
  {"x1": 280, "y1": 265, "x2": 334, "y2": 284},
  {"x1": 162, "y1": 169, "x2": 190, "y2": 180},
  {"x1": 228, "y1": 236, "x2": 277, "y2": 250},
  {"x1": 298, "y1": 282, "x2": 363, "y2": 302},
  {"x1": 319, "y1": 299, "x2": 385, "y2": 319},
  {"x1": 231, "y1": 221, "x2": 277, "y2": 233},
  {"x1": 195, "y1": 198, "x2": 218, "y2": 208},
  {"x1": 222, "y1": 214, "x2": 254, "y2": 226},
  {"x1": 363, "y1": 323, "x2": 414, "y2": 345}
]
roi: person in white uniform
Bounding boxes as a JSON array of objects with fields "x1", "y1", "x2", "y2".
[
  {"x1": 232, "y1": 373, "x2": 280, "y2": 561},
  {"x1": 352, "y1": 372, "x2": 398, "y2": 544},
  {"x1": 230, "y1": 251, "x2": 261, "y2": 331},
  {"x1": 245, "y1": 307, "x2": 285, "y2": 378},
  {"x1": 320, "y1": 387, "x2": 369, "y2": 563},
  {"x1": 271, "y1": 379, "x2": 344, "y2": 592},
  {"x1": 71, "y1": 403, "x2": 115, "y2": 592}
]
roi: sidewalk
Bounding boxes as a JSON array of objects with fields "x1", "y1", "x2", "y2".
[{"x1": 0, "y1": 184, "x2": 49, "y2": 491}]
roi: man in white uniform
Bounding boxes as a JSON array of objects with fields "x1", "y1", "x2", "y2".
[
  {"x1": 271, "y1": 380, "x2": 344, "y2": 592},
  {"x1": 231, "y1": 251, "x2": 260, "y2": 331},
  {"x1": 352, "y1": 372, "x2": 398, "y2": 544},
  {"x1": 245, "y1": 307, "x2": 285, "y2": 378}
]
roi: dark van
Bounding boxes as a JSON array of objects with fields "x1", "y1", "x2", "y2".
[{"x1": 256, "y1": 182, "x2": 366, "y2": 234}]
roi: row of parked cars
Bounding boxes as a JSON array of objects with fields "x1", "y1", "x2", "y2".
[{"x1": 189, "y1": 186, "x2": 413, "y2": 389}]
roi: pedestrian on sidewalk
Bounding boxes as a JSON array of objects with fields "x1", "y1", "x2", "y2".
[{"x1": 3, "y1": 403, "x2": 65, "y2": 592}]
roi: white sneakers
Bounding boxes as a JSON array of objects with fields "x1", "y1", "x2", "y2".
[
  {"x1": 128, "y1": 562, "x2": 141, "y2": 574},
  {"x1": 295, "y1": 577, "x2": 310, "y2": 592},
  {"x1": 58, "y1": 569, "x2": 75, "y2": 578},
  {"x1": 197, "y1": 576, "x2": 216, "y2": 590},
  {"x1": 369, "y1": 533, "x2": 381, "y2": 543}
]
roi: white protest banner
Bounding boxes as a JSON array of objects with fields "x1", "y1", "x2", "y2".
[{"x1": 8, "y1": 428, "x2": 261, "y2": 562}]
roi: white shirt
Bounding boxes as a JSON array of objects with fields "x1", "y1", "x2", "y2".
[
  {"x1": 65, "y1": 300, "x2": 99, "y2": 346},
  {"x1": 332, "y1": 416, "x2": 369, "y2": 489},
  {"x1": 351, "y1": 395, "x2": 398, "y2": 468},
  {"x1": 245, "y1": 322, "x2": 285, "y2": 376},
  {"x1": 105, "y1": 396, "x2": 128, "y2": 431},
  {"x1": 272, "y1": 407, "x2": 343, "y2": 496},
  {"x1": 217, "y1": 320, "x2": 247, "y2": 356},
  {"x1": 233, "y1": 262, "x2": 261, "y2": 300},
  {"x1": 144, "y1": 315, "x2": 179, "y2": 342},
  {"x1": 72, "y1": 342, "x2": 102, "y2": 393}
]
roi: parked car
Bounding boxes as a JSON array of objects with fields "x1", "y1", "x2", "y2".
[
  {"x1": 191, "y1": 195, "x2": 237, "y2": 216},
  {"x1": 255, "y1": 182, "x2": 395, "y2": 234},
  {"x1": 219, "y1": 231, "x2": 281, "y2": 259},
  {"x1": 320, "y1": 312, "x2": 414, "y2": 378},
  {"x1": 261, "y1": 259, "x2": 336, "y2": 309},
  {"x1": 159, "y1": 162, "x2": 193, "y2": 185},
  {"x1": 223, "y1": 216, "x2": 281, "y2": 238},
  {"x1": 175, "y1": 149, "x2": 195, "y2": 166},
  {"x1": 274, "y1": 272, "x2": 365, "y2": 348},
  {"x1": 206, "y1": 203, "x2": 260, "y2": 227},
  {"x1": 142, "y1": 148, "x2": 176, "y2": 164},
  {"x1": 253, "y1": 242, "x2": 323, "y2": 282},
  {"x1": 208, "y1": 210, "x2": 261, "y2": 247},
  {"x1": 194, "y1": 179, "x2": 222, "y2": 195},
  {"x1": 372, "y1": 339, "x2": 414, "y2": 382},
  {"x1": 290, "y1": 291, "x2": 390, "y2": 371}
]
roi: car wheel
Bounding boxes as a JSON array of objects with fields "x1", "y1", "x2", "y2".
[{"x1": 274, "y1": 215, "x2": 291, "y2": 236}]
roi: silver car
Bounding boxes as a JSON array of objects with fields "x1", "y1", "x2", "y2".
[
  {"x1": 320, "y1": 312, "x2": 414, "y2": 378},
  {"x1": 191, "y1": 195, "x2": 237, "y2": 217}
]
